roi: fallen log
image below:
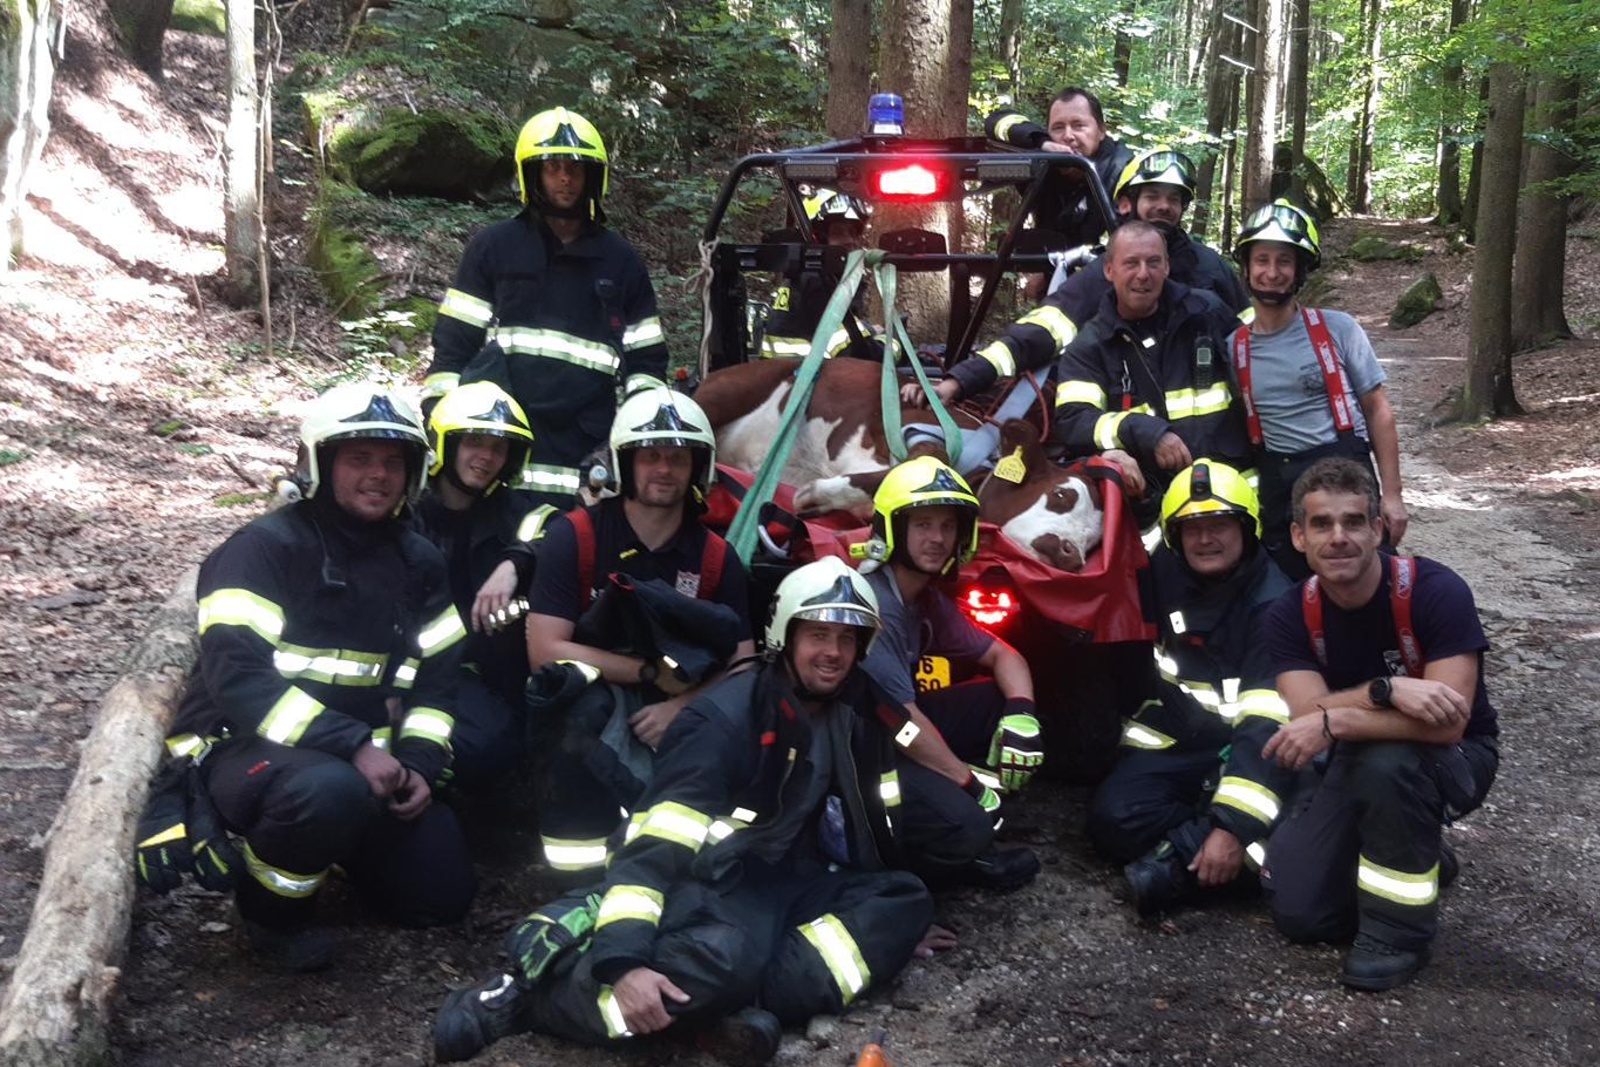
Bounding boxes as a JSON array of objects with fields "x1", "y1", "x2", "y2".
[{"x1": 0, "y1": 568, "x2": 199, "y2": 1067}]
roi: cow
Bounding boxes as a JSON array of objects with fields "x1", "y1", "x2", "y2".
[
  {"x1": 694, "y1": 358, "x2": 1141, "y2": 572},
  {"x1": 976, "y1": 420, "x2": 1113, "y2": 572}
]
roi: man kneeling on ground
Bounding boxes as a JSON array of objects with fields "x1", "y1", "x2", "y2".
[
  {"x1": 1088, "y1": 459, "x2": 1295, "y2": 915},
  {"x1": 1262, "y1": 457, "x2": 1499, "y2": 991},
  {"x1": 434, "y1": 558, "x2": 940, "y2": 1064}
]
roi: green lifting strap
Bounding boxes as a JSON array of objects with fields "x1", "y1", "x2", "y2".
[
  {"x1": 726, "y1": 250, "x2": 966, "y2": 565},
  {"x1": 727, "y1": 249, "x2": 872, "y2": 564},
  {"x1": 875, "y1": 262, "x2": 963, "y2": 466}
]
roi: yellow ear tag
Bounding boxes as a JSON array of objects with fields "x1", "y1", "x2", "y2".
[{"x1": 993, "y1": 447, "x2": 1026, "y2": 484}]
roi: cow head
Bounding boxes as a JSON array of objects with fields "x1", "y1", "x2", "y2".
[{"x1": 978, "y1": 421, "x2": 1103, "y2": 572}]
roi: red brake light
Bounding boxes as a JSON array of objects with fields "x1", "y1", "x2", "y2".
[
  {"x1": 961, "y1": 586, "x2": 1017, "y2": 630},
  {"x1": 872, "y1": 163, "x2": 947, "y2": 201}
]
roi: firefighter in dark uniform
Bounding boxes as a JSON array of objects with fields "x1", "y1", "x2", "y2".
[
  {"x1": 911, "y1": 149, "x2": 1249, "y2": 466},
  {"x1": 1045, "y1": 148, "x2": 1249, "y2": 326},
  {"x1": 758, "y1": 188, "x2": 881, "y2": 361},
  {"x1": 985, "y1": 87, "x2": 1133, "y2": 255},
  {"x1": 414, "y1": 382, "x2": 557, "y2": 791},
  {"x1": 1088, "y1": 460, "x2": 1295, "y2": 915},
  {"x1": 1050, "y1": 220, "x2": 1253, "y2": 529},
  {"x1": 1261, "y1": 457, "x2": 1498, "y2": 991},
  {"x1": 424, "y1": 107, "x2": 670, "y2": 507},
  {"x1": 166, "y1": 384, "x2": 474, "y2": 971},
  {"x1": 433, "y1": 558, "x2": 939, "y2": 1064},
  {"x1": 525, "y1": 387, "x2": 755, "y2": 878}
]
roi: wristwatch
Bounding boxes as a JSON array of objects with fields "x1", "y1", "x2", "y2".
[
  {"x1": 1368, "y1": 676, "x2": 1394, "y2": 708},
  {"x1": 637, "y1": 659, "x2": 659, "y2": 686}
]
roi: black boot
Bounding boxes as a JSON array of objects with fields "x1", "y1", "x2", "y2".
[
  {"x1": 951, "y1": 846, "x2": 1041, "y2": 892},
  {"x1": 698, "y1": 1006, "x2": 782, "y2": 1067},
  {"x1": 235, "y1": 877, "x2": 338, "y2": 973},
  {"x1": 1341, "y1": 932, "x2": 1431, "y2": 991},
  {"x1": 240, "y1": 919, "x2": 339, "y2": 973},
  {"x1": 1123, "y1": 840, "x2": 1197, "y2": 917},
  {"x1": 434, "y1": 973, "x2": 534, "y2": 1063},
  {"x1": 1438, "y1": 841, "x2": 1460, "y2": 890}
]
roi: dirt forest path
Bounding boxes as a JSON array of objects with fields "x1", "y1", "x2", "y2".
[{"x1": 3, "y1": 18, "x2": 1600, "y2": 1067}]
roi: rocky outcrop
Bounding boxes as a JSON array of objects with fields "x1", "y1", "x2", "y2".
[{"x1": 1390, "y1": 272, "x2": 1443, "y2": 328}]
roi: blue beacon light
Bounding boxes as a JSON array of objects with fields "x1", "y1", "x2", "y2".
[{"x1": 868, "y1": 93, "x2": 905, "y2": 136}]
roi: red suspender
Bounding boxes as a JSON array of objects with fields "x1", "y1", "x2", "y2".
[
  {"x1": 698, "y1": 533, "x2": 727, "y2": 602},
  {"x1": 1232, "y1": 329, "x2": 1262, "y2": 445},
  {"x1": 1303, "y1": 308, "x2": 1357, "y2": 436},
  {"x1": 1301, "y1": 555, "x2": 1424, "y2": 676},
  {"x1": 570, "y1": 507, "x2": 597, "y2": 612},
  {"x1": 1302, "y1": 574, "x2": 1327, "y2": 665},
  {"x1": 1389, "y1": 555, "x2": 1423, "y2": 678},
  {"x1": 571, "y1": 506, "x2": 727, "y2": 611},
  {"x1": 1234, "y1": 307, "x2": 1357, "y2": 448}
]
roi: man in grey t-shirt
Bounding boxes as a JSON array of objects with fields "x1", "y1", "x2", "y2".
[
  {"x1": 1227, "y1": 201, "x2": 1408, "y2": 577},
  {"x1": 854, "y1": 456, "x2": 1042, "y2": 892}
]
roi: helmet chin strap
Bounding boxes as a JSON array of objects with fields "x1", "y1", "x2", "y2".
[
  {"x1": 440, "y1": 442, "x2": 495, "y2": 499},
  {"x1": 1249, "y1": 286, "x2": 1295, "y2": 307},
  {"x1": 1149, "y1": 218, "x2": 1184, "y2": 239},
  {"x1": 539, "y1": 199, "x2": 587, "y2": 220}
]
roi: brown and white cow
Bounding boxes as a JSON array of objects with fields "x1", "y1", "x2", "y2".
[
  {"x1": 695, "y1": 359, "x2": 1127, "y2": 572},
  {"x1": 978, "y1": 421, "x2": 1106, "y2": 572},
  {"x1": 694, "y1": 358, "x2": 943, "y2": 495}
]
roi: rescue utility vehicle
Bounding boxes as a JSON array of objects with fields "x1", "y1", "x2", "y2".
[{"x1": 692, "y1": 95, "x2": 1156, "y2": 780}]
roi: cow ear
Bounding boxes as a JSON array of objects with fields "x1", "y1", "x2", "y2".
[{"x1": 998, "y1": 419, "x2": 1034, "y2": 458}]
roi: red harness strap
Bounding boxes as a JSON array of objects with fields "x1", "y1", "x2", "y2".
[
  {"x1": 1232, "y1": 306, "x2": 1358, "y2": 447},
  {"x1": 1302, "y1": 555, "x2": 1424, "y2": 678},
  {"x1": 569, "y1": 506, "x2": 728, "y2": 612}
]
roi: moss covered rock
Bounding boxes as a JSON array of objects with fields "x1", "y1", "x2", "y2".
[
  {"x1": 315, "y1": 106, "x2": 515, "y2": 201},
  {"x1": 1389, "y1": 272, "x2": 1443, "y2": 329},
  {"x1": 1348, "y1": 235, "x2": 1426, "y2": 262},
  {"x1": 171, "y1": 0, "x2": 225, "y2": 36},
  {"x1": 307, "y1": 183, "x2": 387, "y2": 320}
]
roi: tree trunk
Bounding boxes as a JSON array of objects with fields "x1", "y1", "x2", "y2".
[
  {"x1": 1345, "y1": 0, "x2": 1381, "y2": 213},
  {"x1": 826, "y1": 0, "x2": 874, "y2": 139},
  {"x1": 1285, "y1": 0, "x2": 1309, "y2": 201},
  {"x1": 1462, "y1": 61, "x2": 1525, "y2": 421},
  {"x1": 107, "y1": 0, "x2": 175, "y2": 80},
  {"x1": 1462, "y1": 74, "x2": 1488, "y2": 241},
  {"x1": 1192, "y1": 0, "x2": 1238, "y2": 241},
  {"x1": 1243, "y1": 0, "x2": 1284, "y2": 209},
  {"x1": 1112, "y1": 0, "x2": 1137, "y2": 87},
  {"x1": 1433, "y1": 0, "x2": 1468, "y2": 224},
  {"x1": 1510, "y1": 74, "x2": 1578, "y2": 350},
  {"x1": 223, "y1": 0, "x2": 260, "y2": 304},
  {"x1": 0, "y1": 570, "x2": 200, "y2": 1066},
  {"x1": 998, "y1": 0, "x2": 1023, "y2": 97},
  {"x1": 878, "y1": 0, "x2": 969, "y2": 343},
  {"x1": 0, "y1": 0, "x2": 66, "y2": 273}
]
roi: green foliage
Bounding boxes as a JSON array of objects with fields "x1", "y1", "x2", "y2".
[
  {"x1": 0, "y1": 449, "x2": 27, "y2": 466},
  {"x1": 174, "y1": 443, "x2": 214, "y2": 456},
  {"x1": 170, "y1": 0, "x2": 225, "y2": 37}
]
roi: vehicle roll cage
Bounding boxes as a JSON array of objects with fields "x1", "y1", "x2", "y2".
[{"x1": 698, "y1": 134, "x2": 1116, "y2": 373}]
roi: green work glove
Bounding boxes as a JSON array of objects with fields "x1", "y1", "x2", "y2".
[
  {"x1": 186, "y1": 766, "x2": 241, "y2": 892},
  {"x1": 962, "y1": 766, "x2": 1004, "y2": 830},
  {"x1": 505, "y1": 893, "x2": 603, "y2": 984},
  {"x1": 987, "y1": 700, "x2": 1044, "y2": 793},
  {"x1": 134, "y1": 760, "x2": 193, "y2": 894}
]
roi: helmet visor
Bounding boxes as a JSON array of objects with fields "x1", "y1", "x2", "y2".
[
  {"x1": 792, "y1": 604, "x2": 878, "y2": 630},
  {"x1": 1241, "y1": 203, "x2": 1312, "y2": 244},
  {"x1": 1131, "y1": 150, "x2": 1194, "y2": 188}
]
